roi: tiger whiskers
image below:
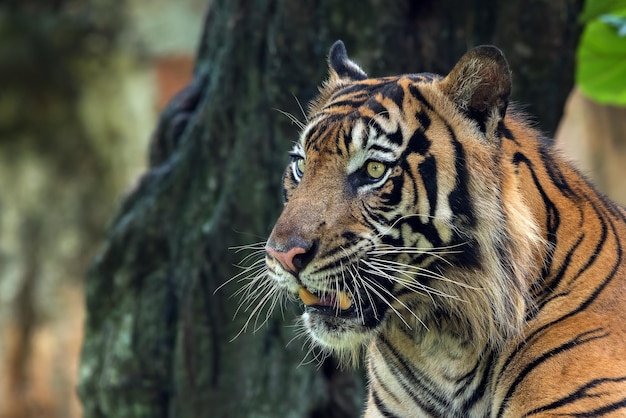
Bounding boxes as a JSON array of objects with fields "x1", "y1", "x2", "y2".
[
  {"x1": 274, "y1": 107, "x2": 307, "y2": 130},
  {"x1": 368, "y1": 244, "x2": 464, "y2": 267},
  {"x1": 231, "y1": 277, "x2": 283, "y2": 340},
  {"x1": 292, "y1": 93, "x2": 309, "y2": 124},
  {"x1": 356, "y1": 263, "x2": 428, "y2": 330},
  {"x1": 216, "y1": 241, "x2": 268, "y2": 294},
  {"x1": 368, "y1": 216, "x2": 471, "y2": 262},
  {"x1": 285, "y1": 320, "x2": 310, "y2": 348},
  {"x1": 288, "y1": 318, "x2": 333, "y2": 369},
  {"x1": 366, "y1": 257, "x2": 481, "y2": 293},
  {"x1": 300, "y1": 340, "x2": 332, "y2": 369},
  {"x1": 347, "y1": 260, "x2": 378, "y2": 323},
  {"x1": 339, "y1": 247, "x2": 368, "y2": 325},
  {"x1": 225, "y1": 241, "x2": 292, "y2": 341}
]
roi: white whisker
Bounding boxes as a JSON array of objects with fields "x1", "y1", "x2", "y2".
[
  {"x1": 347, "y1": 263, "x2": 379, "y2": 320},
  {"x1": 274, "y1": 107, "x2": 307, "y2": 129},
  {"x1": 292, "y1": 93, "x2": 308, "y2": 124},
  {"x1": 357, "y1": 262, "x2": 431, "y2": 330},
  {"x1": 368, "y1": 258, "x2": 481, "y2": 292},
  {"x1": 358, "y1": 274, "x2": 416, "y2": 330},
  {"x1": 231, "y1": 284, "x2": 283, "y2": 341},
  {"x1": 229, "y1": 241, "x2": 267, "y2": 252}
]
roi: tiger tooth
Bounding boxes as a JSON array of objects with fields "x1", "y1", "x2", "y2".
[
  {"x1": 298, "y1": 287, "x2": 321, "y2": 306},
  {"x1": 338, "y1": 291, "x2": 352, "y2": 310}
]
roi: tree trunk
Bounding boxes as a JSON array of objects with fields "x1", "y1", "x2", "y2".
[{"x1": 78, "y1": 1, "x2": 583, "y2": 417}]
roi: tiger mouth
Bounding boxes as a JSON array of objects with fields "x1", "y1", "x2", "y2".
[
  {"x1": 297, "y1": 286, "x2": 381, "y2": 321},
  {"x1": 298, "y1": 287, "x2": 359, "y2": 317}
]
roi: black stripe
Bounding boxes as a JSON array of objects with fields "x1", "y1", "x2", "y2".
[
  {"x1": 404, "y1": 125, "x2": 430, "y2": 155},
  {"x1": 446, "y1": 237, "x2": 482, "y2": 270},
  {"x1": 367, "y1": 99, "x2": 390, "y2": 120},
  {"x1": 408, "y1": 84, "x2": 434, "y2": 111},
  {"x1": 377, "y1": 335, "x2": 452, "y2": 415},
  {"x1": 364, "y1": 201, "x2": 396, "y2": 228},
  {"x1": 460, "y1": 350, "x2": 495, "y2": 411},
  {"x1": 416, "y1": 110, "x2": 431, "y2": 131},
  {"x1": 500, "y1": 243, "x2": 621, "y2": 400},
  {"x1": 533, "y1": 234, "x2": 584, "y2": 311},
  {"x1": 467, "y1": 107, "x2": 487, "y2": 134},
  {"x1": 525, "y1": 375, "x2": 626, "y2": 416},
  {"x1": 408, "y1": 73, "x2": 441, "y2": 83},
  {"x1": 380, "y1": 83, "x2": 405, "y2": 109},
  {"x1": 500, "y1": 121, "x2": 519, "y2": 145},
  {"x1": 402, "y1": 215, "x2": 443, "y2": 248},
  {"x1": 363, "y1": 117, "x2": 384, "y2": 138},
  {"x1": 377, "y1": 233, "x2": 403, "y2": 249},
  {"x1": 571, "y1": 398, "x2": 626, "y2": 417},
  {"x1": 334, "y1": 124, "x2": 346, "y2": 157},
  {"x1": 386, "y1": 126, "x2": 404, "y2": 146},
  {"x1": 360, "y1": 203, "x2": 396, "y2": 239},
  {"x1": 368, "y1": 143, "x2": 395, "y2": 153},
  {"x1": 496, "y1": 328, "x2": 610, "y2": 418},
  {"x1": 370, "y1": 364, "x2": 403, "y2": 406},
  {"x1": 418, "y1": 155, "x2": 438, "y2": 219},
  {"x1": 305, "y1": 123, "x2": 331, "y2": 152},
  {"x1": 330, "y1": 84, "x2": 371, "y2": 99},
  {"x1": 379, "y1": 173, "x2": 404, "y2": 207},
  {"x1": 539, "y1": 147, "x2": 584, "y2": 204},
  {"x1": 324, "y1": 99, "x2": 367, "y2": 110},
  {"x1": 563, "y1": 206, "x2": 609, "y2": 290},
  {"x1": 511, "y1": 152, "x2": 559, "y2": 305},
  {"x1": 448, "y1": 125, "x2": 476, "y2": 226},
  {"x1": 372, "y1": 388, "x2": 401, "y2": 418}
]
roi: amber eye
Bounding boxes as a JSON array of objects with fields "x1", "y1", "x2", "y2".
[
  {"x1": 365, "y1": 161, "x2": 386, "y2": 179},
  {"x1": 295, "y1": 157, "x2": 305, "y2": 177}
]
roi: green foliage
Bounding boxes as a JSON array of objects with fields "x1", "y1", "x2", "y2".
[
  {"x1": 576, "y1": 0, "x2": 626, "y2": 105},
  {"x1": 579, "y1": 0, "x2": 626, "y2": 22}
]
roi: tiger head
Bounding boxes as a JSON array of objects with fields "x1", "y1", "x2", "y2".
[{"x1": 265, "y1": 41, "x2": 544, "y2": 363}]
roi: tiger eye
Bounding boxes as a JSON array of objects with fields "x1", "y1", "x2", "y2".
[
  {"x1": 296, "y1": 158, "x2": 306, "y2": 175},
  {"x1": 365, "y1": 161, "x2": 386, "y2": 179}
]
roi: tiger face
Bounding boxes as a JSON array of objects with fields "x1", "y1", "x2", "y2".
[{"x1": 265, "y1": 41, "x2": 539, "y2": 362}]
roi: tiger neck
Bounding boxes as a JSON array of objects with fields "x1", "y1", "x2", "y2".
[{"x1": 367, "y1": 321, "x2": 495, "y2": 416}]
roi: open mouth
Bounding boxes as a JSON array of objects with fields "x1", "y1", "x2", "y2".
[{"x1": 297, "y1": 287, "x2": 358, "y2": 318}]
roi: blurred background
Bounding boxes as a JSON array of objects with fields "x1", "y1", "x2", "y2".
[
  {"x1": 0, "y1": 0, "x2": 205, "y2": 416},
  {"x1": 0, "y1": 0, "x2": 624, "y2": 417}
]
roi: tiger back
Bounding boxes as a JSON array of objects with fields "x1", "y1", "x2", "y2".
[{"x1": 264, "y1": 41, "x2": 626, "y2": 417}]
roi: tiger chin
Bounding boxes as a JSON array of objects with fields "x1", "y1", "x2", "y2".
[{"x1": 263, "y1": 40, "x2": 626, "y2": 417}]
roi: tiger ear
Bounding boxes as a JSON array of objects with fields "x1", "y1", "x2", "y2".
[
  {"x1": 440, "y1": 46, "x2": 511, "y2": 132},
  {"x1": 308, "y1": 41, "x2": 367, "y2": 116},
  {"x1": 328, "y1": 40, "x2": 367, "y2": 83}
]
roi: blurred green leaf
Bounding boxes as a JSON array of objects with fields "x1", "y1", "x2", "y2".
[
  {"x1": 576, "y1": 8, "x2": 626, "y2": 104},
  {"x1": 580, "y1": 0, "x2": 626, "y2": 23},
  {"x1": 599, "y1": 14, "x2": 626, "y2": 36}
]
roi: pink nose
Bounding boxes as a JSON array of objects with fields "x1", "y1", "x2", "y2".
[{"x1": 266, "y1": 246, "x2": 308, "y2": 274}]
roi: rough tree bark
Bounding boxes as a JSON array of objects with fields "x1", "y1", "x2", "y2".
[{"x1": 78, "y1": 1, "x2": 583, "y2": 417}]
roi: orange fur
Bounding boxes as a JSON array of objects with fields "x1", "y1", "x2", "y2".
[{"x1": 264, "y1": 42, "x2": 626, "y2": 416}]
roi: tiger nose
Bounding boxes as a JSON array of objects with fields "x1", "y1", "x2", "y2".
[{"x1": 266, "y1": 239, "x2": 317, "y2": 274}]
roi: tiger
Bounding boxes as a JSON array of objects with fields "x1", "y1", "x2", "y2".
[{"x1": 263, "y1": 40, "x2": 626, "y2": 417}]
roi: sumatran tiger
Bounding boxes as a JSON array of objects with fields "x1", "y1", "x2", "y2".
[{"x1": 260, "y1": 41, "x2": 626, "y2": 417}]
